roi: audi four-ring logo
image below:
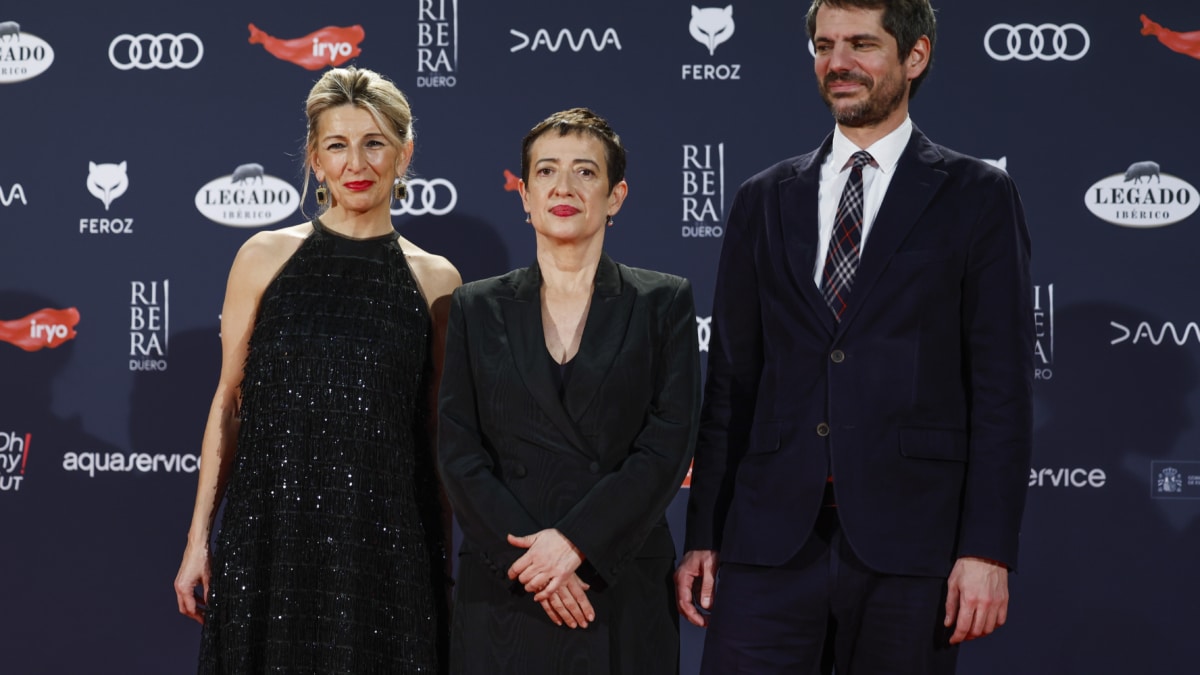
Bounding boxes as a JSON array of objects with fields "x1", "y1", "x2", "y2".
[
  {"x1": 984, "y1": 23, "x2": 1089, "y2": 61},
  {"x1": 109, "y1": 33, "x2": 204, "y2": 70},
  {"x1": 392, "y1": 178, "x2": 458, "y2": 216}
]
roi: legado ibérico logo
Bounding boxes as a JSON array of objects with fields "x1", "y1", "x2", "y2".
[
  {"x1": 0, "y1": 21, "x2": 55, "y2": 84},
  {"x1": 248, "y1": 23, "x2": 364, "y2": 70},
  {"x1": 1084, "y1": 161, "x2": 1198, "y2": 228},
  {"x1": 195, "y1": 163, "x2": 300, "y2": 227},
  {"x1": 1141, "y1": 15, "x2": 1200, "y2": 61},
  {"x1": 0, "y1": 430, "x2": 32, "y2": 492},
  {"x1": 0, "y1": 308, "x2": 80, "y2": 351}
]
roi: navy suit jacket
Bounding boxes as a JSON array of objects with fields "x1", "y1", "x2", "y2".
[{"x1": 685, "y1": 127, "x2": 1034, "y2": 578}]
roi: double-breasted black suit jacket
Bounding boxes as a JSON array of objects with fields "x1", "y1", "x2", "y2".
[
  {"x1": 438, "y1": 253, "x2": 699, "y2": 673},
  {"x1": 686, "y1": 127, "x2": 1034, "y2": 579}
]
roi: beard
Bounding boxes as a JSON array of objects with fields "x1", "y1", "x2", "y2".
[{"x1": 819, "y1": 69, "x2": 907, "y2": 128}]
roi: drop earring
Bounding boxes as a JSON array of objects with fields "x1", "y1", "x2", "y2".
[
  {"x1": 315, "y1": 183, "x2": 329, "y2": 206},
  {"x1": 606, "y1": 215, "x2": 614, "y2": 227},
  {"x1": 525, "y1": 213, "x2": 531, "y2": 223},
  {"x1": 393, "y1": 181, "x2": 407, "y2": 201}
]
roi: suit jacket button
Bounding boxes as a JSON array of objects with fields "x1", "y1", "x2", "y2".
[
  {"x1": 513, "y1": 463, "x2": 527, "y2": 478},
  {"x1": 816, "y1": 423, "x2": 831, "y2": 437},
  {"x1": 588, "y1": 461, "x2": 600, "y2": 474},
  {"x1": 830, "y1": 349, "x2": 845, "y2": 363}
]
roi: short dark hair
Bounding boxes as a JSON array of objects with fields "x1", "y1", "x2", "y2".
[
  {"x1": 521, "y1": 108, "x2": 626, "y2": 194},
  {"x1": 806, "y1": 0, "x2": 937, "y2": 98}
]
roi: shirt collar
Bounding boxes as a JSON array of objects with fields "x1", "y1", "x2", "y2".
[{"x1": 829, "y1": 115, "x2": 913, "y2": 175}]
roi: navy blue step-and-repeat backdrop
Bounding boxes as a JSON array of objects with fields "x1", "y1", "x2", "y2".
[{"x1": 2, "y1": 1, "x2": 1199, "y2": 673}]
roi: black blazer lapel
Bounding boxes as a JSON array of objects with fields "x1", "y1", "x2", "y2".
[
  {"x1": 778, "y1": 134, "x2": 837, "y2": 337},
  {"x1": 562, "y1": 253, "x2": 635, "y2": 427},
  {"x1": 498, "y1": 263, "x2": 592, "y2": 454},
  {"x1": 837, "y1": 128, "x2": 947, "y2": 332}
]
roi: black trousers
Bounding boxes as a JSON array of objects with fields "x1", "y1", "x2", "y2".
[{"x1": 700, "y1": 504, "x2": 959, "y2": 675}]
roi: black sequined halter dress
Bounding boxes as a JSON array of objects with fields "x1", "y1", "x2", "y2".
[{"x1": 198, "y1": 218, "x2": 448, "y2": 674}]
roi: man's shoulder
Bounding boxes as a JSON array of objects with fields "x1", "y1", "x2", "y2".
[
  {"x1": 735, "y1": 151, "x2": 817, "y2": 195},
  {"x1": 922, "y1": 136, "x2": 1011, "y2": 186}
]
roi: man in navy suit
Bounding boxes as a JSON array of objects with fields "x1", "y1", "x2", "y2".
[{"x1": 675, "y1": 1, "x2": 1033, "y2": 672}]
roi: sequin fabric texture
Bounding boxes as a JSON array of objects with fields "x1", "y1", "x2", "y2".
[{"x1": 199, "y1": 219, "x2": 449, "y2": 674}]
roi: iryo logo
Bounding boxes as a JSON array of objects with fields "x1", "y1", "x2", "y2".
[
  {"x1": 248, "y1": 23, "x2": 364, "y2": 70},
  {"x1": 0, "y1": 308, "x2": 80, "y2": 351},
  {"x1": 0, "y1": 430, "x2": 32, "y2": 492}
]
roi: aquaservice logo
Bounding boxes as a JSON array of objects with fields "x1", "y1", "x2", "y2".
[
  {"x1": 248, "y1": 23, "x2": 364, "y2": 70},
  {"x1": 0, "y1": 308, "x2": 80, "y2": 351}
]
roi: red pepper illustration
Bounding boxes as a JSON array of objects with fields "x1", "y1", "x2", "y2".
[
  {"x1": 0, "y1": 308, "x2": 80, "y2": 352},
  {"x1": 248, "y1": 23, "x2": 365, "y2": 71},
  {"x1": 503, "y1": 169, "x2": 521, "y2": 192},
  {"x1": 1141, "y1": 14, "x2": 1200, "y2": 60}
]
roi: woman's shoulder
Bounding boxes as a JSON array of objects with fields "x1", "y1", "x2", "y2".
[
  {"x1": 227, "y1": 223, "x2": 311, "y2": 289},
  {"x1": 615, "y1": 262, "x2": 690, "y2": 296},
  {"x1": 396, "y1": 236, "x2": 462, "y2": 299}
]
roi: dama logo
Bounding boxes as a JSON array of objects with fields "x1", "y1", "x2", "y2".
[
  {"x1": 0, "y1": 21, "x2": 55, "y2": 84},
  {"x1": 1141, "y1": 15, "x2": 1200, "y2": 60},
  {"x1": 1, "y1": 183, "x2": 26, "y2": 206},
  {"x1": 248, "y1": 23, "x2": 364, "y2": 70},
  {"x1": 509, "y1": 28, "x2": 622, "y2": 53},
  {"x1": 0, "y1": 308, "x2": 80, "y2": 352}
]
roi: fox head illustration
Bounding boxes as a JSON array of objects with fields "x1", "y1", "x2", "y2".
[
  {"x1": 87, "y1": 161, "x2": 128, "y2": 211},
  {"x1": 983, "y1": 157, "x2": 1007, "y2": 173},
  {"x1": 690, "y1": 5, "x2": 734, "y2": 56}
]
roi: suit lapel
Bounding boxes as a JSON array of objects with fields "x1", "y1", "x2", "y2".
[
  {"x1": 562, "y1": 253, "x2": 635, "y2": 426},
  {"x1": 779, "y1": 134, "x2": 837, "y2": 337},
  {"x1": 836, "y1": 128, "x2": 947, "y2": 333},
  {"x1": 499, "y1": 263, "x2": 592, "y2": 454}
]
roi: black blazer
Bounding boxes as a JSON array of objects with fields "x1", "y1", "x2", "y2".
[
  {"x1": 438, "y1": 253, "x2": 700, "y2": 586},
  {"x1": 686, "y1": 127, "x2": 1034, "y2": 578}
]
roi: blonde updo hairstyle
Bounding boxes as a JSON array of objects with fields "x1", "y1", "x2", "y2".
[{"x1": 302, "y1": 66, "x2": 415, "y2": 211}]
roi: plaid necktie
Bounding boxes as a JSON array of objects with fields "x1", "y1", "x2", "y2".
[{"x1": 821, "y1": 150, "x2": 874, "y2": 321}]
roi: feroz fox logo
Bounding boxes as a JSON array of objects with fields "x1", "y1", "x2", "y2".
[
  {"x1": 87, "y1": 161, "x2": 128, "y2": 210},
  {"x1": 690, "y1": 5, "x2": 734, "y2": 55},
  {"x1": 248, "y1": 23, "x2": 364, "y2": 70},
  {"x1": 0, "y1": 308, "x2": 80, "y2": 351}
]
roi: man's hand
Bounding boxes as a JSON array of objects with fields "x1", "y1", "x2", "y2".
[
  {"x1": 674, "y1": 549, "x2": 719, "y2": 627},
  {"x1": 945, "y1": 556, "x2": 1009, "y2": 644}
]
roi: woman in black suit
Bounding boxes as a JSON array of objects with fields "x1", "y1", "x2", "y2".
[{"x1": 437, "y1": 108, "x2": 700, "y2": 674}]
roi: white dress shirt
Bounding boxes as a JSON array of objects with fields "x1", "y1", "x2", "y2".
[{"x1": 813, "y1": 116, "x2": 914, "y2": 287}]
